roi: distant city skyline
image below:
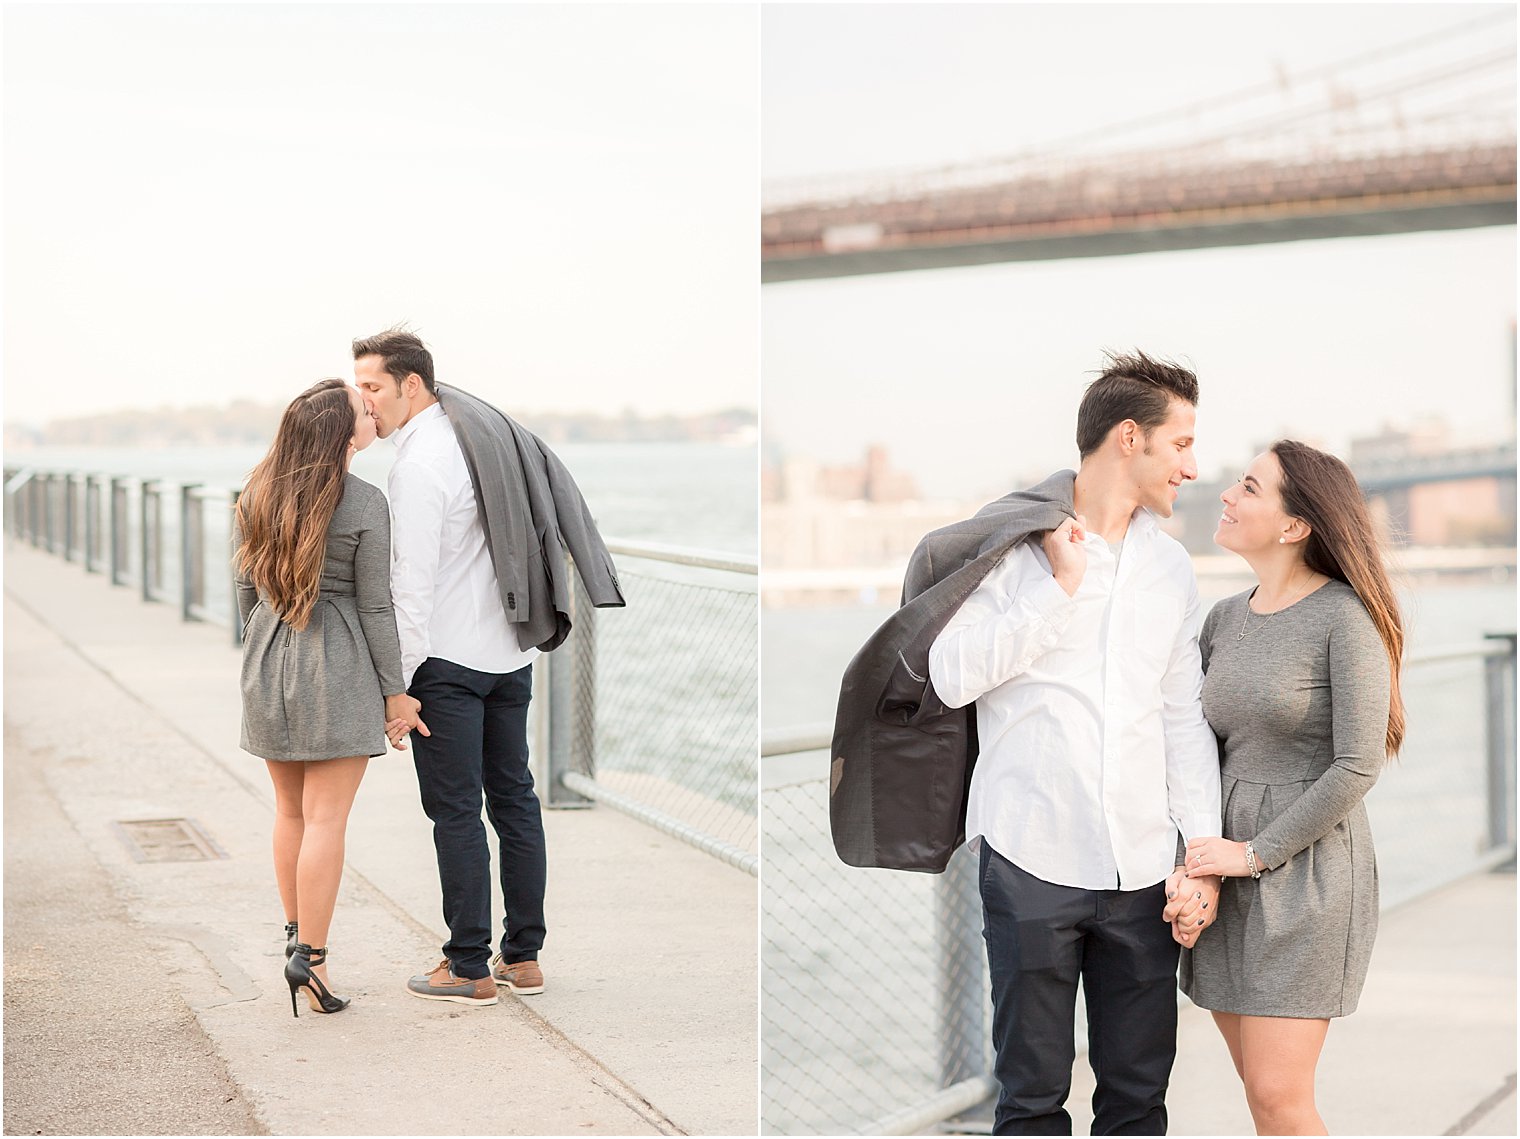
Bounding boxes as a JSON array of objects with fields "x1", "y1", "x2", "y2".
[
  {"x1": 5, "y1": 397, "x2": 755, "y2": 450},
  {"x1": 762, "y1": 4, "x2": 1516, "y2": 501}
]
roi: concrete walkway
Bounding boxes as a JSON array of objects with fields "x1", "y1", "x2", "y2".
[{"x1": 3, "y1": 541, "x2": 756, "y2": 1136}]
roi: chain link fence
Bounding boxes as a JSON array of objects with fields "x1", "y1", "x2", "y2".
[
  {"x1": 760, "y1": 639, "x2": 1517, "y2": 1135},
  {"x1": 762, "y1": 765, "x2": 979, "y2": 1134},
  {"x1": 6, "y1": 466, "x2": 759, "y2": 875},
  {"x1": 1368, "y1": 644, "x2": 1518, "y2": 907},
  {"x1": 551, "y1": 546, "x2": 757, "y2": 872}
]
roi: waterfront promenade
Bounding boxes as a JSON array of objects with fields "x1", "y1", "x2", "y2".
[{"x1": 3, "y1": 541, "x2": 755, "y2": 1136}]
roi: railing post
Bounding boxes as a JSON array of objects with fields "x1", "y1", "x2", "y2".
[
  {"x1": 43, "y1": 472, "x2": 58, "y2": 553},
  {"x1": 84, "y1": 475, "x2": 101, "y2": 572},
  {"x1": 181, "y1": 483, "x2": 202, "y2": 621},
  {"x1": 1484, "y1": 632, "x2": 1517, "y2": 851},
  {"x1": 25, "y1": 476, "x2": 37, "y2": 546},
  {"x1": 1, "y1": 467, "x2": 32, "y2": 540},
  {"x1": 140, "y1": 480, "x2": 153, "y2": 605},
  {"x1": 6, "y1": 470, "x2": 21, "y2": 540},
  {"x1": 546, "y1": 551, "x2": 593, "y2": 809},
  {"x1": 63, "y1": 473, "x2": 78, "y2": 562},
  {"x1": 937, "y1": 843, "x2": 989, "y2": 1093},
  {"x1": 31, "y1": 475, "x2": 45, "y2": 547},
  {"x1": 110, "y1": 477, "x2": 128, "y2": 586}
]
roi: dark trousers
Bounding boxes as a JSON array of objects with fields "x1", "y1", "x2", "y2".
[
  {"x1": 980, "y1": 843, "x2": 1179, "y2": 1136},
  {"x1": 409, "y1": 657, "x2": 546, "y2": 980}
]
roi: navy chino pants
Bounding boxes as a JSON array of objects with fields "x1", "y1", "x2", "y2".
[
  {"x1": 980, "y1": 842, "x2": 1180, "y2": 1135},
  {"x1": 409, "y1": 657, "x2": 546, "y2": 980}
]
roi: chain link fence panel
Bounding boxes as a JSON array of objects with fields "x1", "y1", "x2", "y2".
[
  {"x1": 760, "y1": 654, "x2": 1514, "y2": 1134},
  {"x1": 570, "y1": 555, "x2": 757, "y2": 860},
  {"x1": 1368, "y1": 653, "x2": 1501, "y2": 907},
  {"x1": 762, "y1": 767, "x2": 990, "y2": 1135}
]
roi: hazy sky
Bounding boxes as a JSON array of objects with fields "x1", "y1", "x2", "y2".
[
  {"x1": 4, "y1": 4, "x2": 757, "y2": 427},
  {"x1": 762, "y1": 4, "x2": 1517, "y2": 498}
]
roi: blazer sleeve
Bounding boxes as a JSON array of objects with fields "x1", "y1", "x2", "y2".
[{"x1": 354, "y1": 489, "x2": 405, "y2": 697}]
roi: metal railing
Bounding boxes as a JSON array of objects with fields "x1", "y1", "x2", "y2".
[
  {"x1": 539, "y1": 540, "x2": 757, "y2": 875},
  {"x1": 4, "y1": 466, "x2": 758, "y2": 875},
  {"x1": 759, "y1": 639, "x2": 1518, "y2": 1135}
]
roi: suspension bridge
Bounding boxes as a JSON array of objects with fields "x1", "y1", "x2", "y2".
[{"x1": 762, "y1": 11, "x2": 1517, "y2": 282}]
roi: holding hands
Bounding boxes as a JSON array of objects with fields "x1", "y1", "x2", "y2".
[
  {"x1": 1164, "y1": 866, "x2": 1220, "y2": 948},
  {"x1": 1185, "y1": 836, "x2": 1257, "y2": 879},
  {"x1": 384, "y1": 693, "x2": 431, "y2": 751}
]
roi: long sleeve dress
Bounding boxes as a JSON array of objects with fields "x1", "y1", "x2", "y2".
[
  {"x1": 234, "y1": 473, "x2": 405, "y2": 762},
  {"x1": 1179, "y1": 579, "x2": 1391, "y2": 1018}
]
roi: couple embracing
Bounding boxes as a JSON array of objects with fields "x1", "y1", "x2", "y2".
[
  {"x1": 833, "y1": 351, "x2": 1405, "y2": 1135},
  {"x1": 233, "y1": 327, "x2": 623, "y2": 1016}
]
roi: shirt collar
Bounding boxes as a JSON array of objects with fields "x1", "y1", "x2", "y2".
[
  {"x1": 1078, "y1": 507, "x2": 1158, "y2": 548},
  {"x1": 390, "y1": 400, "x2": 445, "y2": 453},
  {"x1": 1129, "y1": 507, "x2": 1160, "y2": 537}
]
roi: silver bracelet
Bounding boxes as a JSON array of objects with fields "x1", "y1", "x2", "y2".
[{"x1": 1244, "y1": 841, "x2": 1262, "y2": 879}]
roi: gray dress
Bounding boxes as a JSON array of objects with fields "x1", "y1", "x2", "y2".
[
  {"x1": 1179, "y1": 579, "x2": 1390, "y2": 1018},
  {"x1": 235, "y1": 474, "x2": 404, "y2": 761}
]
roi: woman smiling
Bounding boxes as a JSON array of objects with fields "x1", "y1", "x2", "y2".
[{"x1": 1179, "y1": 439, "x2": 1405, "y2": 1136}]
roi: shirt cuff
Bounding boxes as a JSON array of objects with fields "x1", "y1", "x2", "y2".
[{"x1": 1177, "y1": 813, "x2": 1222, "y2": 846}]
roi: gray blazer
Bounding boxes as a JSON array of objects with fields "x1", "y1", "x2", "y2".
[
  {"x1": 830, "y1": 470, "x2": 1075, "y2": 872},
  {"x1": 436, "y1": 383, "x2": 626, "y2": 652}
]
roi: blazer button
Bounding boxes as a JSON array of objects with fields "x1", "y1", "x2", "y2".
[{"x1": 507, "y1": 592, "x2": 516, "y2": 610}]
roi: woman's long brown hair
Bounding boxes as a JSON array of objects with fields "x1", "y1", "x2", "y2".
[
  {"x1": 1272, "y1": 440, "x2": 1406, "y2": 757},
  {"x1": 235, "y1": 379, "x2": 354, "y2": 631}
]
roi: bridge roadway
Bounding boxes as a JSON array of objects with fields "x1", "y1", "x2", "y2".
[
  {"x1": 762, "y1": 141, "x2": 1517, "y2": 281},
  {"x1": 2, "y1": 540, "x2": 755, "y2": 1137},
  {"x1": 1354, "y1": 442, "x2": 1518, "y2": 493}
]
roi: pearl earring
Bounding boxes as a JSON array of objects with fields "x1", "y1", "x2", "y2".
[{"x1": 1278, "y1": 537, "x2": 1286, "y2": 544}]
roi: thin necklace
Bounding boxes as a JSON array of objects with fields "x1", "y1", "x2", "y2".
[{"x1": 1238, "y1": 571, "x2": 1317, "y2": 639}]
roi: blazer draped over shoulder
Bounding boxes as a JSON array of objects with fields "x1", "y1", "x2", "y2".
[
  {"x1": 830, "y1": 470, "x2": 1076, "y2": 872},
  {"x1": 436, "y1": 383, "x2": 626, "y2": 652}
]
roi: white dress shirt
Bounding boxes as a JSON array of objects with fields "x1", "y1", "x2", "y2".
[
  {"x1": 387, "y1": 402, "x2": 539, "y2": 688},
  {"x1": 928, "y1": 508, "x2": 1220, "y2": 891}
]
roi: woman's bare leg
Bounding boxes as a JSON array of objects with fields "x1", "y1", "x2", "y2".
[
  {"x1": 264, "y1": 760, "x2": 306, "y2": 925},
  {"x1": 1238, "y1": 1014, "x2": 1331, "y2": 1135},
  {"x1": 1211, "y1": 1010, "x2": 1246, "y2": 1081},
  {"x1": 294, "y1": 756, "x2": 369, "y2": 988}
]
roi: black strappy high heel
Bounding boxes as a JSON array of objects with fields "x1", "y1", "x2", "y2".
[
  {"x1": 284, "y1": 921, "x2": 299, "y2": 959},
  {"x1": 284, "y1": 943, "x2": 350, "y2": 1017}
]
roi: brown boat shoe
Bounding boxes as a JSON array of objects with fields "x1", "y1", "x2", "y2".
[
  {"x1": 406, "y1": 959, "x2": 498, "y2": 1006},
  {"x1": 491, "y1": 954, "x2": 545, "y2": 995}
]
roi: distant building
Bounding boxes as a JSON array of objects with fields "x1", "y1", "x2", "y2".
[
  {"x1": 762, "y1": 446, "x2": 973, "y2": 595},
  {"x1": 763, "y1": 444, "x2": 920, "y2": 505},
  {"x1": 1351, "y1": 420, "x2": 1516, "y2": 548}
]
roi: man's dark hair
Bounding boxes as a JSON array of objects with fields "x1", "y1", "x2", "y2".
[
  {"x1": 351, "y1": 325, "x2": 436, "y2": 394},
  {"x1": 1074, "y1": 350, "x2": 1199, "y2": 458}
]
